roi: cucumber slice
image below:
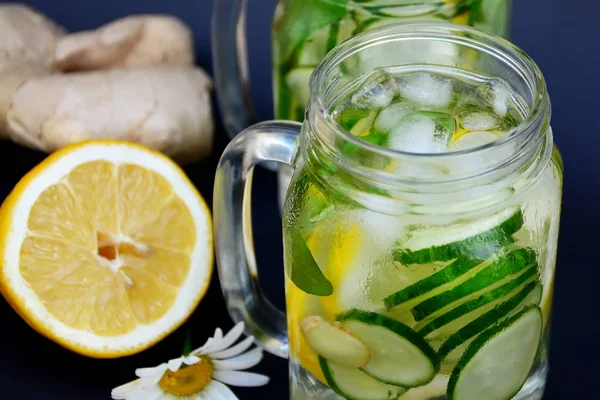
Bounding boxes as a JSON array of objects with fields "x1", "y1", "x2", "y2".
[
  {"x1": 438, "y1": 281, "x2": 541, "y2": 360},
  {"x1": 338, "y1": 310, "x2": 439, "y2": 387},
  {"x1": 320, "y1": 356, "x2": 407, "y2": 400},
  {"x1": 399, "y1": 374, "x2": 449, "y2": 400},
  {"x1": 285, "y1": 68, "x2": 314, "y2": 108},
  {"x1": 411, "y1": 248, "x2": 537, "y2": 321},
  {"x1": 447, "y1": 306, "x2": 543, "y2": 400},
  {"x1": 418, "y1": 265, "x2": 539, "y2": 338},
  {"x1": 395, "y1": 207, "x2": 524, "y2": 265},
  {"x1": 384, "y1": 258, "x2": 482, "y2": 310}
]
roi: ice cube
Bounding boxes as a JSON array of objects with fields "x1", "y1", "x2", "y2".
[
  {"x1": 374, "y1": 101, "x2": 415, "y2": 132},
  {"x1": 351, "y1": 71, "x2": 398, "y2": 109},
  {"x1": 396, "y1": 72, "x2": 453, "y2": 109},
  {"x1": 450, "y1": 130, "x2": 501, "y2": 151},
  {"x1": 459, "y1": 110, "x2": 500, "y2": 130},
  {"x1": 477, "y1": 80, "x2": 509, "y2": 117},
  {"x1": 389, "y1": 114, "x2": 450, "y2": 153}
]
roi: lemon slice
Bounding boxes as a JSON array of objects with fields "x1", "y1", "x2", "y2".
[
  {"x1": 286, "y1": 278, "x2": 326, "y2": 384},
  {"x1": 0, "y1": 140, "x2": 213, "y2": 358}
]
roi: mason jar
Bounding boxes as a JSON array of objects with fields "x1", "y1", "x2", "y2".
[
  {"x1": 214, "y1": 22, "x2": 562, "y2": 400},
  {"x1": 272, "y1": 0, "x2": 513, "y2": 209}
]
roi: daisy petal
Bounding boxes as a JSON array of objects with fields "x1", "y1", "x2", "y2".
[
  {"x1": 138, "y1": 374, "x2": 165, "y2": 390},
  {"x1": 136, "y1": 364, "x2": 168, "y2": 378},
  {"x1": 129, "y1": 384, "x2": 165, "y2": 400},
  {"x1": 111, "y1": 379, "x2": 140, "y2": 399},
  {"x1": 183, "y1": 355, "x2": 201, "y2": 365},
  {"x1": 214, "y1": 327, "x2": 224, "y2": 340},
  {"x1": 191, "y1": 337, "x2": 219, "y2": 355},
  {"x1": 213, "y1": 370, "x2": 270, "y2": 387},
  {"x1": 208, "y1": 336, "x2": 255, "y2": 359},
  {"x1": 168, "y1": 357, "x2": 184, "y2": 372},
  {"x1": 212, "y1": 348, "x2": 263, "y2": 371},
  {"x1": 191, "y1": 327, "x2": 226, "y2": 355},
  {"x1": 205, "y1": 380, "x2": 238, "y2": 400},
  {"x1": 206, "y1": 323, "x2": 246, "y2": 353}
]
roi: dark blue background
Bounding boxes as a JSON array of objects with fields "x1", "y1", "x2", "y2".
[{"x1": 0, "y1": 1, "x2": 597, "y2": 399}]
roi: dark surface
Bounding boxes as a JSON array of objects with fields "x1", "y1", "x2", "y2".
[{"x1": 0, "y1": 0, "x2": 597, "y2": 399}]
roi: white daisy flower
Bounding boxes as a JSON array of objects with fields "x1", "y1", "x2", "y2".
[{"x1": 111, "y1": 322, "x2": 269, "y2": 399}]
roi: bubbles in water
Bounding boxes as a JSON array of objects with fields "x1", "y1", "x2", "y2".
[
  {"x1": 477, "y1": 79, "x2": 509, "y2": 117},
  {"x1": 351, "y1": 71, "x2": 398, "y2": 109},
  {"x1": 396, "y1": 72, "x2": 453, "y2": 109},
  {"x1": 459, "y1": 110, "x2": 501, "y2": 130},
  {"x1": 389, "y1": 114, "x2": 450, "y2": 153},
  {"x1": 374, "y1": 101, "x2": 415, "y2": 132}
]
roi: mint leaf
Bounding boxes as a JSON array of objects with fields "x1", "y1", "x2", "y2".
[
  {"x1": 275, "y1": 0, "x2": 350, "y2": 65},
  {"x1": 286, "y1": 229, "x2": 333, "y2": 296},
  {"x1": 340, "y1": 108, "x2": 372, "y2": 131}
]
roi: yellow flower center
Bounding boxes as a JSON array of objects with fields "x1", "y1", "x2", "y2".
[{"x1": 158, "y1": 357, "x2": 214, "y2": 396}]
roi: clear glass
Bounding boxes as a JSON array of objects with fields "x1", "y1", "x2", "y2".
[
  {"x1": 213, "y1": 23, "x2": 561, "y2": 400},
  {"x1": 210, "y1": 0, "x2": 513, "y2": 201},
  {"x1": 272, "y1": 0, "x2": 513, "y2": 210}
]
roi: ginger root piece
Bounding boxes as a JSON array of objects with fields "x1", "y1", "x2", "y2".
[
  {"x1": 53, "y1": 15, "x2": 194, "y2": 72},
  {"x1": 7, "y1": 67, "x2": 214, "y2": 164},
  {"x1": 0, "y1": 4, "x2": 65, "y2": 133}
]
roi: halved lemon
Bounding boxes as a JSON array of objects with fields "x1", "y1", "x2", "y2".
[{"x1": 0, "y1": 140, "x2": 213, "y2": 358}]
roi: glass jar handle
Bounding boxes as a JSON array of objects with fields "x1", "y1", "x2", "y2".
[
  {"x1": 211, "y1": 0, "x2": 258, "y2": 139},
  {"x1": 214, "y1": 120, "x2": 302, "y2": 358}
]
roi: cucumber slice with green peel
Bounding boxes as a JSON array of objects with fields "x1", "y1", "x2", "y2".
[
  {"x1": 447, "y1": 305, "x2": 543, "y2": 400},
  {"x1": 412, "y1": 248, "x2": 537, "y2": 321},
  {"x1": 384, "y1": 258, "x2": 482, "y2": 310},
  {"x1": 399, "y1": 374, "x2": 449, "y2": 400},
  {"x1": 414, "y1": 266, "x2": 540, "y2": 333},
  {"x1": 418, "y1": 266, "x2": 539, "y2": 338},
  {"x1": 319, "y1": 357, "x2": 407, "y2": 400},
  {"x1": 337, "y1": 310, "x2": 439, "y2": 387},
  {"x1": 438, "y1": 281, "x2": 541, "y2": 360},
  {"x1": 285, "y1": 68, "x2": 314, "y2": 108},
  {"x1": 394, "y1": 207, "x2": 524, "y2": 265}
]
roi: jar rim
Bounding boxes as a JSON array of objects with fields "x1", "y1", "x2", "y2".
[{"x1": 307, "y1": 22, "x2": 550, "y2": 185}]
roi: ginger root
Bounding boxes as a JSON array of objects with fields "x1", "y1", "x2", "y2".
[
  {"x1": 53, "y1": 15, "x2": 194, "y2": 72},
  {"x1": 0, "y1": 4, "x2": 64, "y2": 132},
  {"x1": 7, "y1": 67, "x2": 213, "y2": 164},
  {"x1": 0, "y1": 5, "x2": 214, "y2": 164}
]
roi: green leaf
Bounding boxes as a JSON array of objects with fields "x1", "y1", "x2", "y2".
[
  {"x1": 275, "y1": 0, "x2": 350, "y2": 65},
  {"x1": 341, "y1": 127, "x2": 388, "y2": 155},
  {"x1": 287, "y1": 229, "x2": 334, "y2": 296},
  {"x1": 340, "y1": 108, "x2": 372, "y2": 131}
]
